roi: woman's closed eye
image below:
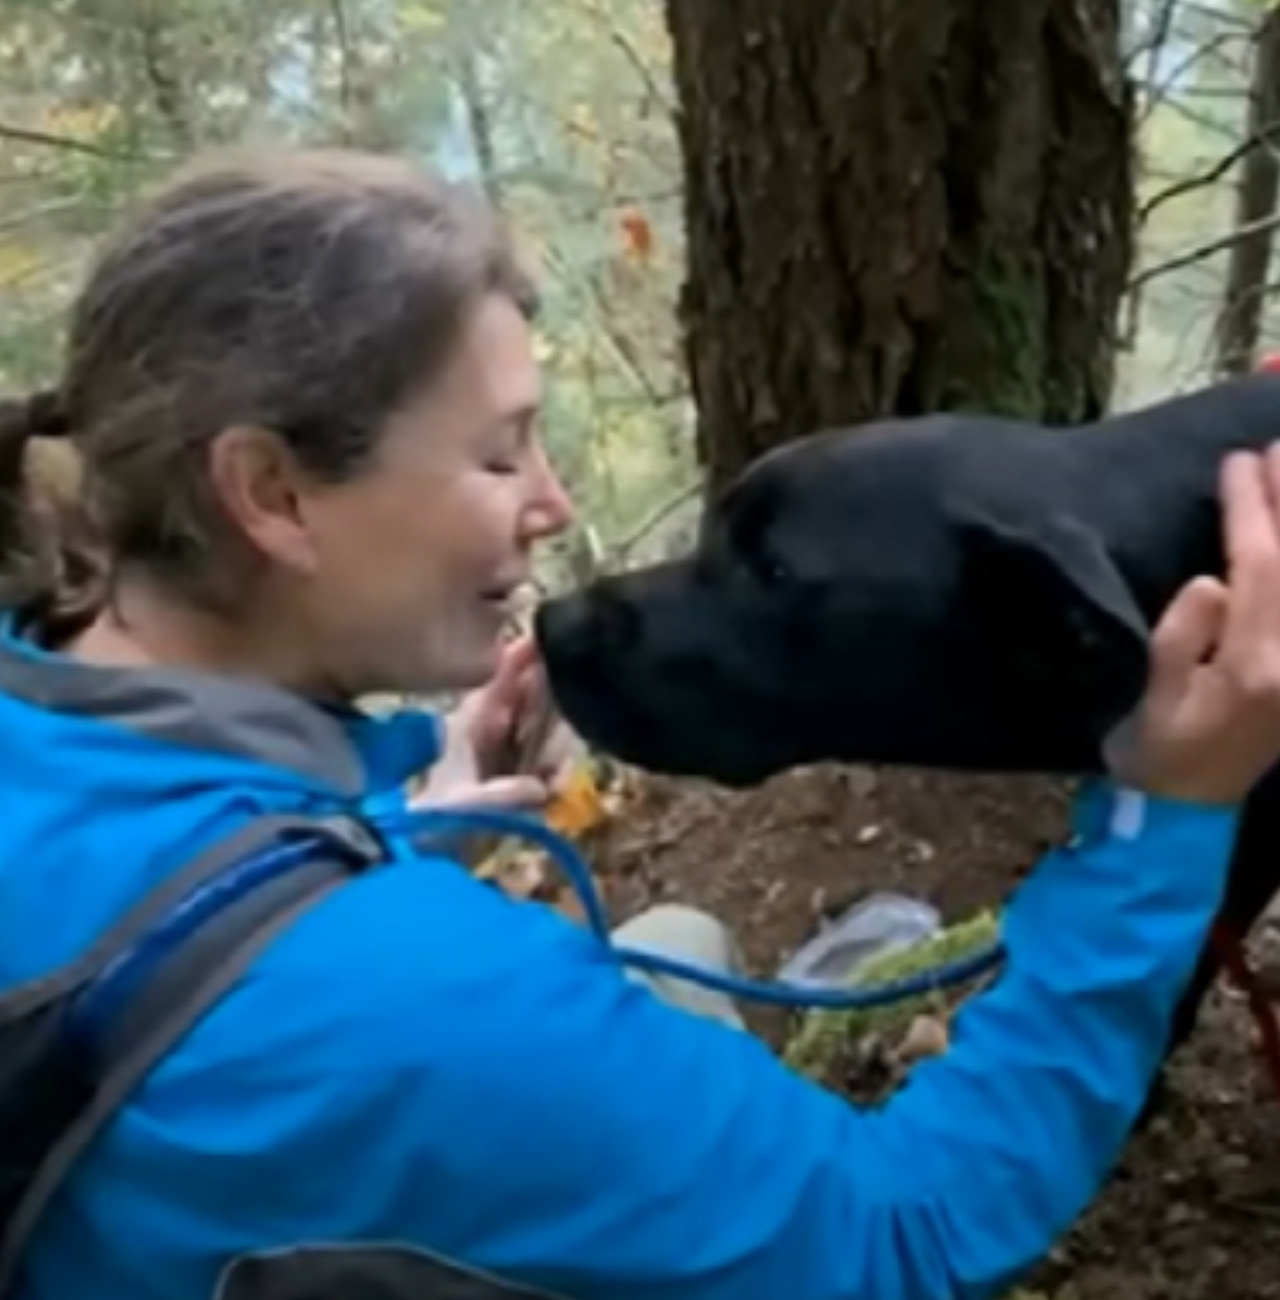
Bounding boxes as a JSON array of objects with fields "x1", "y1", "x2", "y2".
[
  {"x1": 482, "y1": 414, "x2": 536, "y2": 476},
  {"x1": 481, "y1": 435, "x2": 523, "y2": 475}
]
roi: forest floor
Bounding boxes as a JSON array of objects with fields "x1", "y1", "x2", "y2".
[{"x1": 585, "y1": 765, "x2": 1280, "y2": 1300}]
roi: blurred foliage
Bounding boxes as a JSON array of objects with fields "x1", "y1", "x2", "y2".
[
  {"x1": 1120, "y1": 0, "x2": 1280, "y2": 403},
  {"x1": 0, "y1": 0, "x2": 695, "y2": 589},
  {"x1": 0, "y1": 0, "x2": 1276, "y2": 582}
]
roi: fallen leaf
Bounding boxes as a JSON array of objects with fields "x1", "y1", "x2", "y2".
[
  {"x1": 545, "y1": 764, "x2": 609, "y2": 837},
  {"x1": 476, "y1": 848, "x2": 546, "y2": 897}
]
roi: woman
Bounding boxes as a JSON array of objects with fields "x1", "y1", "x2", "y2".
[{"x1": 2, "y1": 146, "x2": 1280, "y2": 1300}]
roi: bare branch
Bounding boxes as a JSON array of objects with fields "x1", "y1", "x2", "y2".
[
  {"x1": 1179, "y1": 0, "x2": 1259, "y2": 31},
  {"x1": 319, "y1": 0, "x2": 392, "y2": 148},
  {"x1": 0, "y1": 170, "x2": 59, "y2": 187},
  {"x1": 330, "y1": 0, "x2": 356, "y2": 129},
  {"x1": 0, "y1": 197, "x2": 83, "y2": 235},
  {"x1": 1136, "y1": 29, "x2": 1244, "y2": 122},
  {"x1": 1156, "y1": 93, "x2": 1247, "y2": 140},
  {"x1": 135, "y1": 4, "x2": 196, "y2": 149},
  {"x1": 1177, "y1": 84, "x2": 1254, "y2": 99},
  {"x1": 1213, "y1": 5, "x2": 1280, "y2": 376},
  {"x1": 613, "y1": 480, "x2": 700, "y2": 560},
  {"x1": 1138, "y1": 121, "x2": 1280, "y2": 222},
  {"x1": 541, "y1": 238, "x2": 673, "y2": 410},
  {"x1": 454, "y1": 48, "x2": 503, "y2": 209},
  {"x1": 1127, "y1": 210, "x2": 1280, "y2": 293},
  {"x1": 606, "y1": 28, "x2": 675, "y2": 118},
  {"x1": 579, "y1": 5, "x2": 674, "y2": 118},
  {"x1": 1125, "y1": 0, "x2": 1178, "y2": 75},
  {"x1": 0, "y1": 122, "x2": 156, "y2": 164}
]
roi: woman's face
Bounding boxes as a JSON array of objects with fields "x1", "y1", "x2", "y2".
[{"x1": 258, "y1": 293, "x2": 575, "y2": 697}]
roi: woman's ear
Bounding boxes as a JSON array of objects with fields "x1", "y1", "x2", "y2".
[
  {"x1": 206, "y1": 425, "x2": 319, "y2": 575},
  {"x1": 956, "y1": 507, "x2": 1152, "y2": 745}
]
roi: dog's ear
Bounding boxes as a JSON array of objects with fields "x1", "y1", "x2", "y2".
[{"x1": 956, "y1": 510, "x2": 1151, "y2": 741}]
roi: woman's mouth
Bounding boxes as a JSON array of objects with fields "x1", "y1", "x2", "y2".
[{"x1": 479, "y1": 578, "x2": 532, "y2": 611}]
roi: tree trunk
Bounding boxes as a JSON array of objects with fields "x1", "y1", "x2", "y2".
[
  {"x1": 1214, "y1": 4, "x2": 1280, "y2": 377},
  {"x1": 664, "y1": 0, "x2": 1133, "y2": 494},
  {"x1": 133, "y1": 1, "x2": 198, "y2": 151}
]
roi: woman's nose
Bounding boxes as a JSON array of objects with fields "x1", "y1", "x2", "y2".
[{"x1": 524, "y1": 448, "x2": 575, "y2": 539}]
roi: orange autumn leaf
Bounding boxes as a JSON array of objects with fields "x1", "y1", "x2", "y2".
[{"x1": 544, "y1": 764, "x2": 608, "y2": 837}]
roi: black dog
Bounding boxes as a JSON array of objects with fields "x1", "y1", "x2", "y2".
[{"x1": 534, "y1": 371, "x2": 1280, "y2": 1068}]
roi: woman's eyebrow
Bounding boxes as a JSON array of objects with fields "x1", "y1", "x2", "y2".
[{"x1": 491, "y1": 403, "x2": 539, "y2": 436}]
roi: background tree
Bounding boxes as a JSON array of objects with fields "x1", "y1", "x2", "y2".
[
  {"x1": 664, "y1": 0, "x2": 1134, "y2": 494},
  {"x1": 1213, "y1": 3, "x2": 1280, "y2": 374}
]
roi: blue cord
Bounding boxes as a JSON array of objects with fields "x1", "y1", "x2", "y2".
[
  {"x1": 614, "y1": 943, "x2": 1005, "y2": 1010},
  {"x1": 68, "y1": 834, "x2": 329, "y2": 1045},
  {"x1": 380, "y1": 805, "x2": 1007, "y2": 1012}
]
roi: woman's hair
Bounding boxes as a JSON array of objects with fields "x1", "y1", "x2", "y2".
[{"x1": 0, "y1": 147, "x2": 536, "y2": 633}]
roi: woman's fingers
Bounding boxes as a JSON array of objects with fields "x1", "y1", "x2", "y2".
[
  {"x1": 413, "y1": 774, "x2": 550, "y2": 812},
  {"x1": 1144, "y1": 575, "x2": 1228, "y2": 711},
  {"x1": 1218, "y1": 448, "x2": 1280, "y2": 662}
]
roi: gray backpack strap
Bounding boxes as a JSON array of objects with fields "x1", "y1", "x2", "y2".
[
  {"x1": 0, "y1": 813, "x2": 376, "y2": 1024},
  {"x1": 0, "y1": 813, "x2": 383, "y2": 1294}
]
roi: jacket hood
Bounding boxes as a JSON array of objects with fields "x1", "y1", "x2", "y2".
[{"x1": 0, "y1": 611, "x2": 441, "y2": 983}]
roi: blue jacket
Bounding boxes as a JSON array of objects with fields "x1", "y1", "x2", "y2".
[{"x1": 0, "y1": 615, "x2": 1238, "y2": 1300}]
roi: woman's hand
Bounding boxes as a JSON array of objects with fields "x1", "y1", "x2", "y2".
[
  {"x1": 412, "y1": 635, "x2": 581, "y2": 812},
  {"x1": 1105, "y1": 444, "x2": 1280, "y2": 805}
]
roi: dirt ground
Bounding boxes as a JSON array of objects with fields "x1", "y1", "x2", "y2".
[{"x1": 588, "y1": 765, "x2": 1280, "y2": 1300}]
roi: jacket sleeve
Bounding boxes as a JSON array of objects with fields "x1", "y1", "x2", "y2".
[{"x1": 372, "y1": 780, "x2": 1238, "y2": 1300}]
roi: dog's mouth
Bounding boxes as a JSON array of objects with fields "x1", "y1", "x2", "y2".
[
  {"x1": 541, "y1": 652, "x2": 650, "y2": 757},
  {"x1": 543, "y1": 658, "x2": 792, "y2": 787},
  {"x1": 535, "y1": 584, "x2": 809, "y2": 787}
]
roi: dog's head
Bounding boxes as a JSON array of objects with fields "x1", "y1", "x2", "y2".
[{"x1": 536, "y1": 418, "x2": 1150, "y2": 786}]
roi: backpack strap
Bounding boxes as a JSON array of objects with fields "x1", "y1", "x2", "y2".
[
  {"x1": 0, "y1": 811, "x2": 384, "y2": 1295},
  {"x1": 0, "y1": 813, "x2": 379, "y2": 1025}
]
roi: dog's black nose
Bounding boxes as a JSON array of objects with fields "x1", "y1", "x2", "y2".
[
  {"x1": 534, "y1": 597, "x2": 589, "y2": 660},
  {"x1": 535, "y1": 590, "x2": 639, "y2": 665}
]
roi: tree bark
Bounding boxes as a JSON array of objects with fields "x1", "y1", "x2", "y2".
[
  {"x1": 1214, "y1": 4, "x2": 1280, "y2": 377},
  {"x1": 664, "y1": 0, "x2": 1133, "y2": 494}
]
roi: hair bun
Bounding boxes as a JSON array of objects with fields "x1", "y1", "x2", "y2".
[{"x1": 22, "y1": 390, "x2": 71, "y2": 439}]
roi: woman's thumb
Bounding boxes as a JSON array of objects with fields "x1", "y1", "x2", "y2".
[{"x1": 1146, "y1": 576, "x2": 1229, "y2": 706}]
